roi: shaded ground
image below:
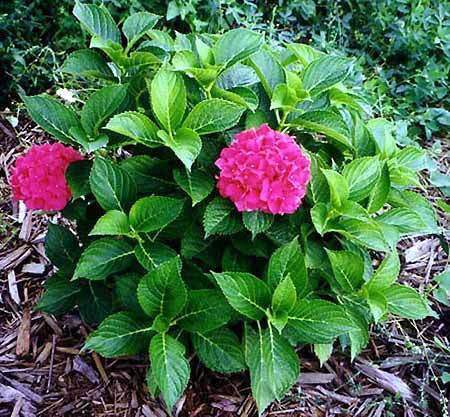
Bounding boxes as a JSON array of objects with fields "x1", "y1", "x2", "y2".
[{"x1": 0, "y1": 115, "x2": 449, "y2": 417}]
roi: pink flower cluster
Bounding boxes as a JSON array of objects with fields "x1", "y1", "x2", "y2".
[
  {"x1": 215, "y1": 124, "x2": 311, "y2": 215},
  {"x1": 10, "y1": 143, "x2": 83, "y2": 211}
]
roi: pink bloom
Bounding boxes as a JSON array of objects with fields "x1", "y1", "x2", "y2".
[
  {"x1": 215, "y1": 124, "x2": 311, "y2": 215},
  {"x1": 10, "y1": 143, "x2": 83, "y2": 211}
]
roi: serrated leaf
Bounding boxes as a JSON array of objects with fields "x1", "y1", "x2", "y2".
[
  {"x1": 89, "y1": 210, "x2": 130, "y2": 236},
  {"x1": 367, "y1": 162, "x2": 390, "y2": 213},
  {"x1": 73, "y1": 1, "x2": 121, "y2": 44},
  {"x1": 137, "y1": 257, "x2": 187, "y2": 319},
  {"x1": 149, "y1": 333, "x2": 190, "y2": 411},
  {"x1": 22, "y1": 94, "x2": 82, "y2": 144},
  {"x1": 114, "y1": 272, "x2": 144, "y2": 315},
  {"x1": 313, "y1": 343, "x2": 333, "y2": 367},
  {"x1": 135, "y1": 240, "x2": 177, "y2": 271},
  {"x1": 183, "y1": 98, "x2": 244, "y2": 135},
  {"x1": 245, "y1": 324, "x2": 299, "y2": 413},
  {"x1": 173, "y1": 168, "x2": 214, "y2": 206},
  {"x1": 45, "y1": 224, "x2": 81, "y2": 275},
  {"x1": 342, "y1": 157, "x2": 380, "y2": 201},
  {"x1": 377, "y1": 208, "x2": 429, "y2": 235},
  {"x1": 192, "y1": 327, "x2": 246, "y2": 373},
  {"x1": 160, "y1": 127, "x2": 202, "y2": 171},
  {"x1": 151, "y1": 68, "x2": 186, "y2": 132},
  {"x1": 216, "y1": 63, "x2": 258, "y2": 89},
  {"x1": 242, "y1": 211, "x2": 274, "y2": 239},
  {"x1": 66, "y1": 160, "x2": 92, "y2": 199},
  {"x1": 176, "y1": 289, "x2": 232, "y2": 332},
  {"x1": 90, "y1": 158, "x2": 137, "y2": 212},
  {"x1": 302, "y1": 56, "x2": 351, "y2": 96},
  {"x1": 84, "y1": 312, "x2": 152, "y2": 357},
  {"x1": 203, "y1": 197, "x2": 243, "y2": 238},
  {"x1": 366, "y1": 118, "x2": 397, "y2": 157},
  {"x1": 285, "y1": 299, "x2": 355, "y2": 344},
  {"x1": 213, "y1": 271, "x2": 271, "y2": 320},
  {"x1": 105, "y1": 111, "x2": 161, "y2": 148},
  {"x1": 385, "y1": 284, "x2": 433, "y2": 320},
  {"x1": 271, "y1": 275, "x2": 296, "y2": 316},
  {"x1": 366, "y1": 290, "x2": 387, "y2": 323},
  {"x1": 213, "y1": 28, "x2": 263, "y2": 67},
  {"x1": 287, "y1": 43, "x2": 324, "y2": 66},
  {"x1": 181, "y1": 222, "x2": 214, "y2": 259},
  {"x1": 321, "y1": 169, "x2": 349, "y2": 208},
  {"x1": 267, "y1": 238, "x2": 308, "y2": 298},
  {"x1": 129, "y1": 196, "x2": 183, "y2": 233},
  {"x1": 249, "y1": 48, "x2": 285, "y2": 96},
  {"x1": 74, "y1": 238, "x2": 134, "y2": 280},
  {"x1": 123, "y1": 12, "x2": 160, "y2": 49},
  {"x1": 61, "y1": 49, "x2": 115, "y2": 80},
  {"x1": 78, "y1": 282, "x2": 113, "y2": 325},
  {"x1": 365, "y1": 251, "x2": 400, "y2": 291},
  {"x1": 326, "y1": 249, "x2": 364, "y2": 293},
  {"x1": 36, "y1": 274, "x2": 81, "y2": 315}
]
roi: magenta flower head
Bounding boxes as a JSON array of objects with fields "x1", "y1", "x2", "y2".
[
  {"x1": 215, "y1": 124, "x2": 311, "y2": 215},
  {"x1": 10, "y1": 143, "x2": 83, "y2": 211}
]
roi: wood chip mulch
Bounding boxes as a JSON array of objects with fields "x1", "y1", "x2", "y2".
[{"x1": 0, "y1": 114, "x2": 449, "y2": 417}]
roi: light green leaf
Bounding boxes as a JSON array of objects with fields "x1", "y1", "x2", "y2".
[
  {"x1": 248, "y1": 48, "x2": 285, "y2": 96},
  {"x1": 377, "y1": 208, "x2": 430, "y2": 235},
  {"x1": 90, "y1": 158, "x2": 137, "y2": 212},
  {"x1": 173, "y1": 168, "x2": 214, "y2": 206},
  {"x1": 310, "y1": 202, "x2": 329, "y2": 235},
  {"x1": 385, "y1": 285, "x2": 433, "y2": 320},
  {"x1": 177, "y1": 289, "x2": 233, "y2": 333},
  {"x1": 285, "y1": 299, "x2": 355, "y2": 344},
  {"x1": 302, "y1": 56, "x2": 351, "y2": 96},
  {"x1": 270, "y1": 83, "x2": 298, "y2": 110},
  {"x1": 213, "y1": 28, "x2": 263, "y2": 67},
  {"x1": 326, "y1": 249, "x2": 364, "y2": 293},
  {"x1": 137, "y1": 257, "x2": 187, "y2": 319},
  {"x1": 161, "y1": 127, "x2": 202, "y2": 171},
  {"x1": 192, "y1": 327, "x2": 246, "y2": 373},
  {"x1": 73, "y1": 1, "x2": 121, "y2": 44},
  {"x1": 287, "y1": 43, "x2": 324, "y2": 66},
  {"x1": 213, "y1": 271, "x2": 271, "y2": 320},
  {"x1": 135, "y1": 240, "x2": 177, "y2": 271},
  {"x1": 321, "y1": 169, "x2": 349, "y2": 208},
  {"x1": 89, "y1": 210, "x2": 130, "y2": 236},
  {"x1": 365, "y1": 251, "x2": 400, "y2": 291},
  {"x1": 22, "y1": 94, "x2": 82, "y2": 144},
  {"x1": 366, "y1": 290, "x2": 387, "y2": 323},
  {"x1": 367, "y1": 162, "x2": 390, "y2": 213},
  {"x1": 183, "y1": 98, "x2": 244, "y2": 135},
  {"x1": 61, "y1": 49, "x2": 115, "y2": 80},
  {"x1": 271, "y1": 275, "x2": 296, "y2": 332},
  {"x1": 84, "y1": 312, "x2": 152, "y2": 357},
  {"x1": 216, "y1": 63, "x2": 258, "y2": 89},
  {"x1": 123, "y1": 12, "x2": 160, "y2": 49},
  {"x1": 150, "y1": 333, "x2": 190, "y2": 411},
  {"x1": 129, "y1": 196, "x2": 184, "y2": 233},
  {"x1": 151, "y1": 68, "x2": 186, "y2": 132},
  {"x1": 393, "y1": 146, "x2": 428, "y2": 171},
  {"x1": 203, "y1": 197, "x2": 243, "y2": 238},
  {"x1": 105, "y1": 111, "x2": 161, "y2": 148},
  {"x1": 74, "y1": 238, "x2": 134, "y2": 280},
  {"x1": 313, "y1": 343, "x2": 333, "y2": 367},
  {"x1": 366, "y1": 118, "x2": 397, "y2": 157},
  {"x1": 242, "y1": 211, "x2": 274, "y2": 239},
  {"x1": 342, "y1": 157, "x2": 381, "y2": 201}
]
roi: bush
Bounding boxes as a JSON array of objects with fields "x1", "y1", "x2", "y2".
[{"x1": 20, "y1": 2, "x2": 439, "y2": 413}]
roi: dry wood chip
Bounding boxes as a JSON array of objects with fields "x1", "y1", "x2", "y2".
[
  {"x1": 0, "y1": 246, "x2": 32, "y2": 271},
  {"x1": 73, "y1": 356, "x2": 100, "y2": 384},
  {"x1": 35, "y1": 342, "x2": 52, "y2": 364},
  {"x1": 19, "y1": 211, "x2": 33, "y2": 242},
  {"x1": 21, "y1": 263, "x2": 45, "y2": 275},
  {"x1": 316, "y1": 386, "x2": 356, "y2": 405},
  {"x1": 8, "y1": 270, "x2": 21, "y2": 304},
  {"x1": 0, "y1": 383, "x2": 36, "y2": 417},
  {"x1": 298, "y1": 372, "x2": 335, "y2": 385},
  {"x1": 16, "y1": 307, "x2": 31, "y2": 357}
]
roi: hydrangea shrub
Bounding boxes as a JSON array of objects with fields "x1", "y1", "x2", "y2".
[{"x1": 17, "y1": 1, "x2": 440, "y2": 413}]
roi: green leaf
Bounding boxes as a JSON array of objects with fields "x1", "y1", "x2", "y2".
[
  {"x1": 385, "y1": 285, "x2": 433, "y2": 320},
  {"x1": 129, "y1": 196, "x2": 184, "y2": 233},
  {"x1": 80, "y1": 85, "x2": 127, "y2": 137},
  {"x1": 66, "y1": 160, "x2": 92, "y2": 199},
  {"x1": 135, "y1": 240, "x2": 177, "y2": 271},
  {"x1": 321, "y1": 169, "x2": 349, "y2": 208},
  {"x1": 177, "y1": 289, "x2": 233, "y2": 332},
  {"x1": 310, "y1": 202, "x2": 329, "y2": 235},
  {"x1": 243, "y1": 212, "x2": 274, "y2": 239},
  {"x1": 302, "y1": 56, "x2": 351, "y2": 96},
  {"x1": 377, "y1": 208, "x2": 429, "y2": 235},
  {"x1": 245, "y1": 324, "x2": 299, "y2": 413},
  {"x1": 270, "y1": 83, "x2": 298, "y2": 110},
  {"x1": 78, "y1": 282, "x2": 113, "y2": 325},
  {"x1": 192, "y1": 328, "x2": 246, "y2": 373},
  {"x1": 393, "y1": 146, "x2": 428, "y2": 171},
  {"x1": 285, "y1": 299, "x2": 355, "y2": 344},
  {"x1": 149, "y1": 333, "x2": 190, "y2": 411},
  {"x1": 203, "y1": 197, "x2": 243, "y2": 238},
  {"x1": 293, "y1": 110, "x2": 352, "y2": 148},
  {"x1": 123, "y1": 12, "x2": 160, "y2": 49},
  {"x1": 61, "y1": 49, "x2": 115, "y2": 80},
  {"x1": 114, "y1": 272, "x2": 144, "y2": 315},
  {"x1": 287, "y1": 43, "x2": 324, "y2": 66},
  {"x1": 137, "y1": 257, "x2": 187, "y2": 319},
  {"x1": 308, "y1": 154, "x2": 330, "y2": 204},
  {"x1": 366, "y1": 118, "x2": 397, "y2": 157},
  {"x1": 326, "y1": 249, "x2": 364, "y2": 293},
  {"x1": 365, "y1": 251, "x2": 400, "y2": 291},
  {"x1": 160, "y1": 127, "x2": 202, "y2": 171},
  {"x1": 366, "y1": 290, "x2": 387, "y2": 323},
  {"x1": 313, "y1": 343, "x2": 333, "y2": 367},
  {"x1": 89, "y1": 158, "x2": 137, "y2": 212},
  {"x1": 345, "y1": 305, "x2": 369, "y2": 360},
  {"x1": 74, "y1": 238, "x2": 134, "y2": 280},
  {"x1": 267, "y1": 238, "x2": 308, "y2": 298},
  {"x1": 151, "y1": 68, "x2": 186, "y2": 132},
  {"x1": 367, "y1": 162, "x2": 390, "y2": 213},
  {"x1": 213, "y1": 271, "x2": 271, "y2": 320},
  {"x1": 271, "y1": 275, "x2": 296, "y2": 332},
  {"x1": 213, "y1": 28, "x2": 263, "y2": 67},
  {"x1": 342, "y1": 157, "x2": 381, "y2": 201},
  {"x1": 36, "y1": 274, "x2": 81, "y2": 315},
  {"x1": 183, "y1": 98, "x2": 244, "y2": 135},
  {"x1": 89, "y1": 210, "x2": 130, "y2": 236},
  {"x1": 216, "y1": 63, "x2": 258, "y2": 89},
  {"x1": 105, "y1": 111, "x2": 161, "y2": 148},
  {"x1": 249, "y1": 48, "x2": 285, "y2": 96},
  {"x1": 22, "y1": 94, "x2": 82, "y2": 144},
  {"x1": 84, "y1": 312, "x2": 152, "y2": 357},
  {"x1": 73, "y1": 1, "x2": 121, "y2": 44},
  {"x1": 173, "y1": 168, "x2": 214, "y2": 206},
  {"x1": 45, "y1": 224, "x2": 81, "y2": 275}
]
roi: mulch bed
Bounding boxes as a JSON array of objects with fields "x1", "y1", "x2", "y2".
[{"x1": 0, "y1": 114, "x2": 449, "y2": 417}]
